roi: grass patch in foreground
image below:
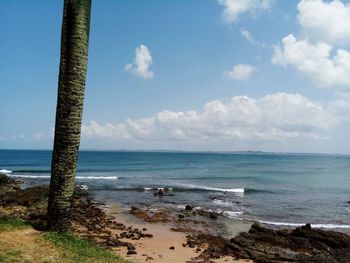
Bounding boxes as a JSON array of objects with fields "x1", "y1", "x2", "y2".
[
  {"x1": 0, "y1": 218, "x2": 131, "y2": 262},
  {"x1": 45, "y1": 232, "x2": 132, "y2": 263},
  {"x1": 0, "y1": 217, "x2": 30, "y2": 231},
  {"x1": 0, "y1": 250, "x2": 23, "y2": 263}
]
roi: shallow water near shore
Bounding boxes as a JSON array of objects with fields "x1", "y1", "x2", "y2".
[{"x1": 1, "y1": 149, "x2": 350, "y2": 233}]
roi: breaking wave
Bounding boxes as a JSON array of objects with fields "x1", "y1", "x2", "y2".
[
  {"x1": 175, "y1": 184, "x2": 244, "y2": 193},
  {"x1": 0, "y1": 169, "x2": 12, "y2": 174},
  {"x1": 8, "y1": 174, "x2": 119, "y2": 180},
  {"x1": 258, "y1": 220, "x2": 350, "y2": 229}
]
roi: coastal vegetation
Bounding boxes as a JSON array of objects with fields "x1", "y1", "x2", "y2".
[{"x1": 0, "y1": 218, "x2": 131, "y2": 263}]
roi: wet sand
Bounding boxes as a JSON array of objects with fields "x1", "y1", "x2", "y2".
[{"x1": 107, "y1": 204, "x2": 253, "y2": 263}]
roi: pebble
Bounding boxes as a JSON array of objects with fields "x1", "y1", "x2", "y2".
[
  {"x1": 185, "y1": 204, "x2": 193, "y2": 211},
  {"x1": 127, "y1": 250, "x2": 137, "y2": 255},
  {"x1": 127, "y1": 244, "x2": 136, "y2": 251}
]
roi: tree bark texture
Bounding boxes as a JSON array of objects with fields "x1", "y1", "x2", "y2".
[{"x1": 47, "y1": 0, "x2": 91, "y2": 232}]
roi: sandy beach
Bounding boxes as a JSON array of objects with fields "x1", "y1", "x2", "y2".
[{"x1": 106, "y1": 207, "x2": 252, "y2": 263}]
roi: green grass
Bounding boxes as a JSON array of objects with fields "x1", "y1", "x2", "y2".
[
  {"x1": 0, "y1": 217, "x2": 132, "y2": 263},
  {"x1": 0, "y1": 218, "x2": 30, "y2": 231},
  {"x1": 0, "y1": 250, "x2": 23, "y2": 263},
  {"x1": 44, "y1": 232, "x2": 132, "y2": 263}
]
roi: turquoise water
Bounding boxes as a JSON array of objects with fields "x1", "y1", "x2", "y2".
[{"x1": 1, "y1": 150, "x2": 349, "y2": 230}]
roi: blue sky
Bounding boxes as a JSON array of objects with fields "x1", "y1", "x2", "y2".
[{"x1": 1, "y1": 0, "x2": 350, "y2": 153}]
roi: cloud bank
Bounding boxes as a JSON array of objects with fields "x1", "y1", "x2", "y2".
[{"x1": 82, "y1": 93, "x2": 340, "y2": 144}]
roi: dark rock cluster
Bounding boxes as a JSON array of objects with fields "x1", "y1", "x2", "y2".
[
  {"x1": 0, "y1": 181, "x2": 49, "y2": 226},
  {"x1": 186, "y1": 223, "x2": 350, "y2": 263}
]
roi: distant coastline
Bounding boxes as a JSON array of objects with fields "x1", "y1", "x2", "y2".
[{"x1": 0, "y1": 148, "x2": 349, "y2": 156}]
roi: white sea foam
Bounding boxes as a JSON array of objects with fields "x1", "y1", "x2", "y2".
[
  {"x1": 207, "y1": 187, "x2": 244, "y2": 193},
  {"x1": 258, "y1": 220, "x2": 350, "y2": 229},
  {"x1": 176, "y1": 204, "x2": 186, "y2": 210},
  {"x1": 178, "y1": 183, "x2": 244, "y2": 193},
  {"x1": 10, "y1": 175, "x2": 51, "y2": 178},
  {"x1": 0, "y1": 169, "x2": 12, "y2": 174},
  {"x1": 9, "y1": 175, "x2": 119, "y2": 180},
  {"x1": 76, "y1": 176, "x2": 119, "y2": 180},
  {"x1": 212, "y1": 199, "x2": 234, "y2": 207},
  {"x1": 223, "y1": 211, "x2": 244, "y2": 218},
  {"x1": 79, "y1": 185, "x2": 89, "y2": 190}
]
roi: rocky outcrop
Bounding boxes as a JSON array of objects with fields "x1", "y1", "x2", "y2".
[
  {"x1": 0, "y1": 174, "x2": 21, "y2": 196},
  {"x1": 0, "y1": 175, "x2": 153, "y2": 255},
  {"x1": 2, "y1": 175, "x2": 350, "y2": 263},
  {"x1": 187, "y1": 223, "x2": 350, "y2": 263}
]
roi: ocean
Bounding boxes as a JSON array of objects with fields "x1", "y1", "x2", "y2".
[{"x1": 1, "y1": 149, "x2": 350, "y2": 231}]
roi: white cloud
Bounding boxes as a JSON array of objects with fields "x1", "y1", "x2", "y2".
[
  {"x1": 82, "y1": 93, "x2": 339, "y2": 143},
  {"x1": 218, "y1": 0, "x2": 273, "y2": 23},
  {"x1": 240, "y1": 28, "x2": 266, "y2": 48},
  {"x1": 241, "y1": 29, "x2": 254, "y2": 43},
  {"x1": 225, "y1": 64, "x2": 255, "y2": 81},
  {"x1": 298, "y1": 0, "x2": 350, "y2": 45},
  {"x1": 125, "y1": 44, "x2": 154, "y2": 79},
  {"x1": 272, "y1": 34, "x2": 350, "y2": 89}
]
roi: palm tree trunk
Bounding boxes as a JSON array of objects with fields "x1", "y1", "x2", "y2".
[{"x1": 47, "y1": 0, "x2": 92, "y2": 232}]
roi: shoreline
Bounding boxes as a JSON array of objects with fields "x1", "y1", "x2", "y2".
[
  {"x1": 1, "y1": 174, "x2": 350, "y2": 262},
  {"x1": 98, "y1": 202, "x2": 255, "y2": 262},
  {"x1": 6, "y1": 170, "x2": 350, "y2": 234},
  {"x1": 96, "y1": 191, "x2": 350, "y2": 236}
]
